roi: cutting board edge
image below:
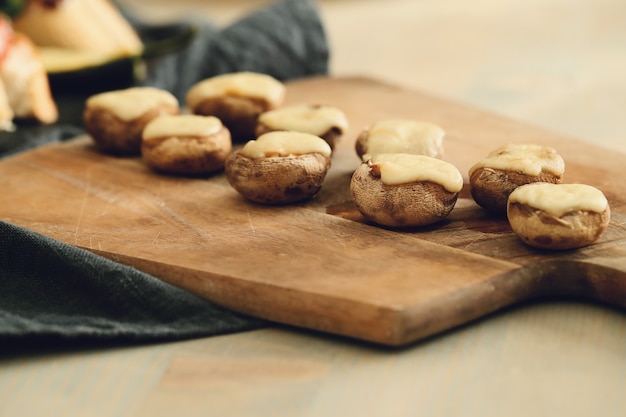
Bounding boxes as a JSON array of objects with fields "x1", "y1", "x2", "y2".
[
  {"x1": 395, "y1": 256, "x2": 626, "y2": 345},
  {"x1": 20, "y1": 203, "x2": 626, "y2": 347},
  {"x1": 95, "y1": 248, "x2": 520, "y2": 346}
]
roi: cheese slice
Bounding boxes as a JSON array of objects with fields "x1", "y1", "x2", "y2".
[
  {"x1": 258, "y1": 104, "x2": 348, "y2": 136},
  {"x1": 143, "y1": 115, "x2": 223, "y2": 141},
  {"x1": 362, "y1": 119, "x2": 444, "y2": 161},
  {"x1": 509, "y1": 183, "x2": 608, "y2": 217},
  {"x1": 87, "y1": 87, "x2": 178, "y2": 121},
  {"x1": 370, "y1": 153, "x2": 463, "y2": 192},
  {"x1": 240, "y1": 131, "x2": 331, "y2": 158},
  {"x1": 187, "y1": 72, "x2": 285, "y2": 110},
  {"x1": 469, "y1": 143, "x2": 564, "y2": 177}
]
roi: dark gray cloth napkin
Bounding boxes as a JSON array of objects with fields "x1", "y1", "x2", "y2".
[
  {"x1": 0, "y1": 0, "x2": 329, "y2": 345},
  {"x1": 0, "y1": 221, "x2": 266, "y2": 341},
  {"x1": 139, "y1": 0, "x2": 329, "y2": 101}
]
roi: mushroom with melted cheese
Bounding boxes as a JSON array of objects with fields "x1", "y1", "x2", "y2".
[
  {"x1": 350, "y1": 153, "x2": 463, "y2": 228},
  {"x1": 186, "y1": 71, "x2": 286, "y2": 142},
  {"x1": 468, "y1": 143, "x2": 565, "y2": 216},
  {"x1": 83, "y1": 86, "x2": 179, "y2": 155},
  {"x1": 355, "y1": 119, "x2": 445, "y2": 162},
  {"x1": 141, "y1": 114, "x2": 232, "y2": 175},
  {"x1": 225, "y1": 131, "x2": 332, "y2": 204},
  {"x1": 255, "y1": 103, "x2": 349, "y2": 150},
  {"x1": 507, "y1": 182, "x2": 610, "y2": 250}
]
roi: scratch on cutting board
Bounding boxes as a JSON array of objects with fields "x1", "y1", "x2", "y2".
[
  {"x1": 333, "y1": 233, "x2": 347, "y2": 248},
  {"x1": 155, "y1": 201, "x2": 207, "y2": 235},
  {"x1": 325, "y1": 227, "x2": 347, "y2": 248},
  {"x1": 461, "y1": 232, "x2": 487, "y2": 252},
  {"x1": 247, "y1": 209, "x2": 257, "y2": 234},
  {"x1": 73, "y1": 171, "x2": 92, "y2": 244},
  {"x1": 22, "y1": 159, "x2": 213, "y2": 240},
  {"x1": 87, "y1": 237, "x2": 102, "y2": 252}
]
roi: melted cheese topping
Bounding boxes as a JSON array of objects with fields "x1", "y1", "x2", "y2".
[
  {"x1": 142, "y1": 115, "x2": 223, "y2": 141},
  {"x1": 258, "y1": 104, "x2": 349, "y2": 136},
  {"x1": 87, "y1": 87, "x2": 178, "y2": 121},
  {"x1": 186, "y1": 72, "x2": 285, "y2": 109},
  {"x1": 362, "y1": 119, "x2": 444, "y2": 161},
  {"x1": 240, "y1": 131, "x2": 332, "y2": 158},
  {"x1": 370, "y1": 153, "x2": 463, "y2": 192},
  {"x1": 469, "y1": 143, "x2": 565, "y2": 177},
  {"x1": 509, "y1": 183, "x2": 608, "y2": 217}
]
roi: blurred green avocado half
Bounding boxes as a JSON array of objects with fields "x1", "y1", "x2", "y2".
[{"x1": 44, "y1": 22, "x2": 197, "y2": 95}]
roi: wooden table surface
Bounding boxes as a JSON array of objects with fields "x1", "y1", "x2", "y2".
[{"x1": 2, "y1": 1, "x2": 625, "y2": 416}]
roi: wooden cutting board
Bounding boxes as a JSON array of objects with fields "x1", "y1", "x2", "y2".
[{"x1": 1, "y1": 76, "x2": 625, "y2": 346}]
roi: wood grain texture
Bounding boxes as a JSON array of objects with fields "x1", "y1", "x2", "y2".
[{"x1": 1, "y1": 76, "x2": 625, "y2": 345}]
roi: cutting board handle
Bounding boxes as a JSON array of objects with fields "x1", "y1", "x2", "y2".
[
  {"x1": 379, "y1": 256, "x2": 626, "y2": 346},
  {"x1": 520, "y1": 257, "x2": 626, "y2": 308}
]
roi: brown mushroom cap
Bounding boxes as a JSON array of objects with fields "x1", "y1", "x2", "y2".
[
  {"x1": 469, "y1": 167, "x2": 562, "y2": 215},
  {"x1": 224, "y1": 131, "x2": 332, "y2": 205},
  {"x1": 141, "y1": 115, "x2": 232, "y2": 175},
  {"x1": 255, "y1": 104, "x2": 349, "y2": 150},
  {"x1": 186, "y1": 72, "x2": 285, "y2": 142},
  {"x1": 83, "y1": 87, "x2": 179, "y2": 156},
  {"x1": 355, "y1": 119, "x2": 445, "y2": 162},
  {"x1": 507, "y1": 183, "x2": 611, "y2": 250},
  {"x1": 469, "y1": 144, "x2": 565, "y2": 216},
  {"x1": 350, "y1": 154, "x2": 462, "y2": 228},
  {"x1": 189, "y1": 95, "x2": 270, "y2": 142}
]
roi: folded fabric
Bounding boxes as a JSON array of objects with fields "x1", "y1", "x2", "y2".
[
  {"x1": 0, "y1": 0, "x2": 329, "y2": 346},
  {"x1": 139, "y1": 0, "x2": 329, "y2": 101},
  {"x1": 0, "y1": 221, "x2": 267, "y2": 341}
]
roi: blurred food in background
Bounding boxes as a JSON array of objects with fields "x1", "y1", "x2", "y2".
[{"x1": 0, "y1": 0, "x2": 144, "y2": 130}]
